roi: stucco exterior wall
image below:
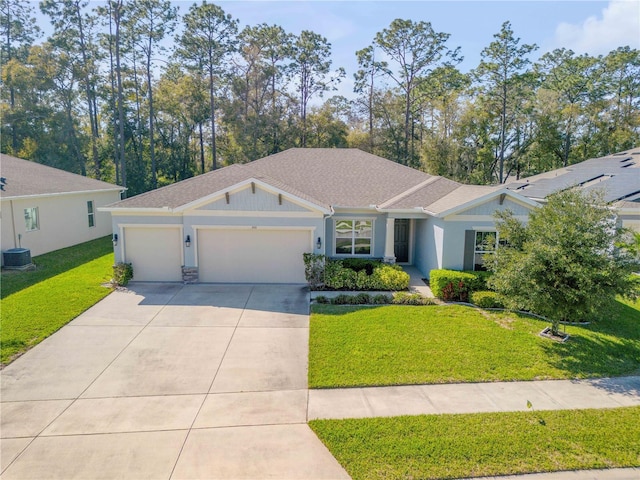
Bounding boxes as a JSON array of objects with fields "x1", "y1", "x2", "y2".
[
  {"x1": 1, "y1": 190, "x2": 120, "y2": 261},
  {"x1": 461, "y1": 197, "x2": 531, "y2": 216},
  {"x1": 110, "y1": 211, "x2": 325, "y2": 266},
  {"x1": 413, "y1": 217, "x2": 446, "y2": 278}
]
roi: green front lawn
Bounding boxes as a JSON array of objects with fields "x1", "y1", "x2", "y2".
[
  {"x1": 309, "y1": 300, "x2": 640, "y2": 388},
  {"x1": 310, "y1": 406, "x2": 640, "y2": 480},
  {"x1": 1, "y1": 236, "x2": 114, "y2": 366}
]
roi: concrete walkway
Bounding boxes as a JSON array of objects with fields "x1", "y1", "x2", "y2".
[{"x1": 309, "y1": 376, "x2": 640, "y2": 420}]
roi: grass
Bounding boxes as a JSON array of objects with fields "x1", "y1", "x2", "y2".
[
  {"x1": 309, "y1": 406, "x2": 640, "y2": 480},
  {"x1": 1, "y1": 236, "x2": 114, "y2": 366},
  {"x1": 309, "y1": 300, "x2": 640, "y2": 388}
]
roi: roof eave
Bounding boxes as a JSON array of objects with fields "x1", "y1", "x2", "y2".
[
  {"x1": 98, "y1": 206, "x2": 175, "y2": 214},
  {"x1": 1, "y1": 187, "x2": 125, "y2": 201},
  {"x1": 435, "y1": 188, "x2": 540, "y2": 218}
]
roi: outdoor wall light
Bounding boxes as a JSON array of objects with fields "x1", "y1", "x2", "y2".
[
  {"x1": 185, "y1": 235, "x2": 191, "y2": 247},
  {"x1": 316, "y1": 237, "x2": 322, "y2": 249},
  {"x1": 112, "y1": 233, "x2": 118, "y2": 246}
]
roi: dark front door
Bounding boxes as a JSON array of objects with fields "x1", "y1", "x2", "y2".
[{"x1": 394, "y1": 219, "x2": 410, "y2": 263}]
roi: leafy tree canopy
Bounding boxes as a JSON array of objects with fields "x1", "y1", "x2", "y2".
[{"x1": 487, "y1": 189, "x2": 639, "y2": 334}]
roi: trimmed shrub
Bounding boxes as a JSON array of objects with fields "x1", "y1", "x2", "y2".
[
  {"x1": 429, "y1": 269, "x2": 491, "y2": 301},
  {"x1": 392, "y1": 292, "x2": 435, "y2": 305},
  {"x1": 341, "y1": 258, "x2": 381, "y2": 275},
  {"x1": 372, "y1": 294, "x2": 392, "y2": 304},
  {"x1": 356, "y1": 270, "x2": 370, "y2": 290},
  {"x1": 331, "y1": 294, "x2": 353, "y2": 305},
  {"x1": 323, "y1": 259, "x2": 410, "y2": 291},
  {"x1": 112, "y1": 262, "x2": 133, "y2": 286},
  {"x1": 371, "y1": 264, "x2": 410, "y2": 291},
  {"x1": 470, "y1": 291, "x2": 505, "y2": 309},
  {"x1": 314, "y1": 295, "x2": 330, "y2": 304},
  {"x1": 353, "y1": 293, "x2": 372, "y2": 304}
]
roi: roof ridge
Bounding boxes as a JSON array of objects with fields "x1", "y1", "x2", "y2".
[{"x1": 378, "y1": 176, "x2": 442, "y2": 209}]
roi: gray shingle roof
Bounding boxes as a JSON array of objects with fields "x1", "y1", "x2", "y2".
[
  {"x1": 109, "y1": 148, "x2": 453, "y2": 211},
  {"x1": 0, "y1": 154, "x2": 122, "y2": 199},
  {"x1": 507, "y1": 147, "x2": 640, "y2": 204}
]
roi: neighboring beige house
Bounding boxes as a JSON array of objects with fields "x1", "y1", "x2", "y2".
[{"x1": 1, "y1": 154, "x2": 123, "y2": 263}]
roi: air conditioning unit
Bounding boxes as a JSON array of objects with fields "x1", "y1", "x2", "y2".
[{"x1": 3, "y1": 248, "x2": 33, "y2": 270}]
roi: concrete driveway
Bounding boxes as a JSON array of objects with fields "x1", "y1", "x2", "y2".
[{"x1": 0, "y1": 283, "x2": 349, "y2": 479}]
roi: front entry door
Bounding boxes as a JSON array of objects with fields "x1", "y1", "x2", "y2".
[{"x1": 394, "y1": 219, "x2": 410, "y2": 263}]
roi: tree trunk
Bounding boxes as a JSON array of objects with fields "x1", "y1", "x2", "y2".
[
  {"x1": 146, "y1": 54, "x2": 157, "y2": 189},
  {"x1": 198, "y1": 122, "x2": 205, "y2": 173},
  {"x1": 114, "y1": 0, "x2": 126, "y2": 193},
  {"x1": 208, "y1": 64, "x2": 217, "y2": 170},
  {"x1": 74, "y1": 1, "x2": 100, "y2": 179}
]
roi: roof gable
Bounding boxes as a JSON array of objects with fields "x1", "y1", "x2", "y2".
[
  {"x1": 426, "y1": 187, "x2": 538, "y2": 218},
  {"x1": 0, "y1": 154, "x2": 122, "y2": 199},
  {"x1": 186, "y1": 179, "x2": 325, "y2": 214}
]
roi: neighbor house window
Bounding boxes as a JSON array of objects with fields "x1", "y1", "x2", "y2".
[
  {"x1": 24, "y1": 207, "x2": 39, "y2": 231},
  {"x1": 87, "y1": 200, "x2": 95, "y2": 228},
  {"x1": 335, "y1": 219, "x2": 372, "y2": 255},
  {"x1": 474, "y1": 230, "x2": 505, "y2": 270}
]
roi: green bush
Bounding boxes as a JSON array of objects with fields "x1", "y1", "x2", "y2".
[
  {"x1": 392, "y1": 292, "x2": 435, "y2": 305},
  {"x1": 112, "y1": 262, "x2": 133, "y2": 286},
  {"x1": 353, "y1": 293, "x2": 372, "y2": 304},
  {"x1": 372, "y1": 294, "x2": 391, "y2": 304},
  {"x1": 323, "y1": 259, "x2": 410, "y2": 291},
  {"x1": 341, "y1": 258, "x2": 381, "y2": 275},
  {"x1": 470, "y1": 291, "x2": 504, "y2": 309},
  {"x1": 429, "y1": 269, "x2": 490, "y2": 301},
  {"x1": 314, "y1": 295, "x2": 330, "y2": 304},
  {"x1": 370, "y1": 264, "x2": 410, "y2": 291},
  {"x1": 331, "y1": 294, "x2": 353, "y2": 305}
]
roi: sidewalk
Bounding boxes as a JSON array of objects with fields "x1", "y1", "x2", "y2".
[
  {"x1": 308, "y1": 376, "x2": 640, "y2": 420},
  {"x1": 309, "y1": 376, "x2": 640, "y2": 479},
  {"x1": 465, "y1": 467, "x2": 640, "y2": 480}
]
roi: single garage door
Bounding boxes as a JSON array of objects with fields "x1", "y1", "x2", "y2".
[
  {"x1": 125, "y1": 227, "x2": 182, "y2": 281},
  {"x1": 198, "y1": 228, "x2": 311, "y2": 283}
]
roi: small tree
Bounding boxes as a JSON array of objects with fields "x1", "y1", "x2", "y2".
[{"x1": 487, "y1": 190, "x2": 639, "y2": 335}]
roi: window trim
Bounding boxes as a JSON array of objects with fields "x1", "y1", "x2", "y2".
[
  {"x1": 473, "y1": 229, "x2": 500, "y2": 271},
  {"x1": 24, "y1": 207, "x2": 39, "y2": 232},
  {"x1": 87, "y1": 200, "x2": 95, "y2": 228},
  {"x1": 333, "y1": 218, "x2": 374, "y2": 257}
]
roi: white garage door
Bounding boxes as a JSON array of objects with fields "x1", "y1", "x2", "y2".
[
  {"x1": 125, "y1": 227, "x2": 182, "y2": 281},
  {"x1": 198, "y1": 228, "x2": 311, "y2": 283}
]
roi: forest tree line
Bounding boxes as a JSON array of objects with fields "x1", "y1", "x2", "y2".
[{"x1": 1, "y1": 0, "x2": 639, "y2": 197}]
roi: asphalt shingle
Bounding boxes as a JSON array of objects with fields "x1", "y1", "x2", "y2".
[{"x1": 0, "y1": 154, "x2": 122, "y2": 199}]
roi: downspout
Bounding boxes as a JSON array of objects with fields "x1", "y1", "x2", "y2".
[
  {"x1": 322, "y1": 206, "x2": 335, "y2": 255},
  {"x1": 10, "y1": 200, "x2": 18, "y2": 248}
]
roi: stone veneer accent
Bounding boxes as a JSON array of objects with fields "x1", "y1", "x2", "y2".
[{"x1": 182, "y1": 266, "x2": 199, "y2": 284}]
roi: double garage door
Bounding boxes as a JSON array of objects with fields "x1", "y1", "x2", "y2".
[
  {"x1": 198, "y1": 228, "x2": 311, "y2": 283},
  {"x1": 124, "y1": 227, "x2": 310, "y2": 283}
]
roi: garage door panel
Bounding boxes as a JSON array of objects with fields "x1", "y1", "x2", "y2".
[
  {"x1": 198, "y1": 229, "x2": 310, "y2": 283},
  {"x1": 125, "y1": 228, "x2": 182, "y2": 281}
]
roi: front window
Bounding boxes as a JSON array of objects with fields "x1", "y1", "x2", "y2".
[
  {"x1": 335, "y1": 219, "x2": 372, "y2": 255},
  {"x1": 24, "y1": 207, "x2": 39, "y2": 231},
  {"x1": 474, "y1": 230, "x2": 499, "y2": 270},
  {"x1": 87, "y1": 201, "x2": 95, "y2": 228}
]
